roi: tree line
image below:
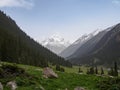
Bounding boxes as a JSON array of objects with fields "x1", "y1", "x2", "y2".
[{"x1": 78, "y1": 61, "x2": 119, "y2": 76}]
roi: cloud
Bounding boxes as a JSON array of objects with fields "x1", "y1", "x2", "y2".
[
  {"x1": 0, "y1": 0, "x2": 34, "y2": 9},
  {"x1": 112, "y1": 0, "x2": 120, "y2": 5}
]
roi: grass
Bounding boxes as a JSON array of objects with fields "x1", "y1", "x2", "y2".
[
  {"x1": 59, "y1": 65, "x2": 108, "y2": 75},
  {"x1": 0, "y1": 62, "x2": 114, "y2": 90}
]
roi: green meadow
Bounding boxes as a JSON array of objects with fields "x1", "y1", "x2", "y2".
[{"x1": 0, "y1": 62, "x2": 119, "y2": 90}]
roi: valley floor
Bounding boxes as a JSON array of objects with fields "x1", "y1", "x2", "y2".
[{"x1": 0, "y1": 62, "x2": 119, "y2": 90}]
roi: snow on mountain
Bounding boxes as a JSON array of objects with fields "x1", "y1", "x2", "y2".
[
  {"x1": 74, "y1": 30, "x2": 99, "y2": 45},
  {"x1": 41, "y1": 34, "x2": 71, "y2": 55},
  {"x1": 59, "y1": 30, "x2": 100, "y2": 58},
  {"x1": 68, "y1": 23, "x2": 120, "y2": 65}
]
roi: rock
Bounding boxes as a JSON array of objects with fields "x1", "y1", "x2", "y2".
[
  {"x1": 35, "y1": 85, "x2": 45, "y2": 90},
  {"x1": 96, "y1": 74, "x2": 102, "y2": 77},
  {"x1": 74, "y1": 87, "x2": 85, "y2": 90},
  {"x1": 109, "y1": 76, "x2": 114, "y2": 78},
  {"x1": 40, "y1": 85, "x2": 45, "y2": 90},
  {"x1": 35, "y1": 68, "x2": 42, "y2": 71},
  {"x1": 65, "y1": 88, "x2": 68, "y2": 90},
  {"x1": 6, "y1": 81, "x2": 17, "y2": 90},
  {"x1": 0, "y1": 82, "x2": 3, "y2": 90},
  {"x1": 43, "y1": 67, "x2": 58, "y2": 78}
]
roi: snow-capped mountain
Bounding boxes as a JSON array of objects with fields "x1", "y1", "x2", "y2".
[
  {"x1": 59, "y1": 30, "x2": 99, "y2": 58},
  {"x1": 74, "y1": 30, "x2": 99, "y2": 45},
  {"x1": 41, "y1": 34, "x2": 71, "y2": 54},
  {"x1": 67, "y1": 24, "x2": 120, "y2": 65}
]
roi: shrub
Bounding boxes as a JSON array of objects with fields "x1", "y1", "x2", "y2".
[
  {"x1": 78, "y1": 67, "x2": 83, "y2": 73},
  {"x1": 56, "y1": 65, "x2": 61, "y2": 71},
  {"x1": 97, "y1": 77, "x2": 120, "y2": 90},
  {"x1": 56, "y1": 65, "x2": 65, "y2": 72},
  {"x1": 0, "y1": 63, "x2": 25, "y2": 78},
  {"x1": 87, "y1": 67, "x2": 94, "y2": 74},
  {"x1": 60, "y1": 67, "x2": 65, "y2": 72}
]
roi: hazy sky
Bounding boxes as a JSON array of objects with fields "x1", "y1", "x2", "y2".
[{"x1": 1, "y1": 0, "x2": 120, "y2": 42}]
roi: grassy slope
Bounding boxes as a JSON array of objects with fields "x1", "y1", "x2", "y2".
[{"x1": 0, "y1": 62, "x2": 106, "y2": 90}]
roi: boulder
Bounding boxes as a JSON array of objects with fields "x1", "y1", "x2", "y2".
[
  {"x1": 6, "y1": 81, "x2": 17, "y2": 90},
  {"x1": 0, "y1": 82, "x2": 3, "y2": 90},
  {"x1": 74, "y1": 87, "x2": 85, "y2": 90},
  {"x1": 43, "y1": 67, "x2": 58, "y2": 78}
]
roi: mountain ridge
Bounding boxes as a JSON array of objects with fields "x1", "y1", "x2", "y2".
[
  {"x1": 59, "y1": 30, "x2": 99, "y2": 58},
  {"x1": 67, "y1": 24, "x2": 120, "y2": 65},
  {"x1": 0, "y1": 10, "x2": 72, "y2": 67}
]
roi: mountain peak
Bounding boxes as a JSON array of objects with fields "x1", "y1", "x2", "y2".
[
  {"x1": 59, "y1": 29, "x2": 100, "y2": 58},
  {"x1": 41, "y1": 34, "x2": 71, "y2": 54}
]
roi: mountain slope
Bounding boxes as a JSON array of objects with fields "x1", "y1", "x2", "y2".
[
  {"x1": 0, "y1": 11, "x2": 72, "y2": 67},
  {"x1": 68, "y1": 25, "x2": 119, "y2": 65},
  {"x1": 60, "y1": 30, "x2": 99, "y2": 58},
  {"x1": 41, "y1": 35, "x2": 70, "y2": 54}
]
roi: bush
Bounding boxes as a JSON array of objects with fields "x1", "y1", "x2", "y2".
[
  {"x1": 78, "y1": 67, "x2": 83, "y2": 73},
  {"x1": 97, "y1": 77, "x2": 120, "y2": 90},
  {"x1": 16, "y1": 77, "x2": 36, "y2": 86},
  {"x1": 86, "y1": 67, "x2": 94, "y2": 74},
  {"x1": 60, "y1": 67, "x2": 65, "y2": 72},
  {"x1": 56, "y1": 65, "x2": 61, "y2": 71},
  {"x1": 56, "y1": 65, "x2": 65, "y2": 72},
  {"x1": 0, "y1": 63, "x2": 25, "y2": 78}
]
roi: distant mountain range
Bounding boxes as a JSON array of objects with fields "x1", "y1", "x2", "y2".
[
  {"x1": 41, "y1": 35, "x2": 70, "y2": 54},
  {"x1": 0, "y1": 10, "x2": 72, "y2": 67},
  {"x1": 62, "y1": 24, "x2": 120, "y2": 65},
  {"x1": 59, "y1": 30, "x2": 99, "y2": 58}
]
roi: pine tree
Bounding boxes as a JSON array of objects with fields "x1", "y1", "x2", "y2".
[
  {"x1": 101, "y1": 67, "x2": 104, "y2": 75},
  {"x1": 95, "y1": 66, "x2": 98, "y2": 74},
  {"x1": 108, "y1": 67, "x2": 114, "y2": 76},
  {"x1": 114, "y1": 61, "x2": 118, "y2": 76},
  {"x1": 56, "y1": 65, "x2": 61, "y2": 71},
  {"x1": 89, "y1": 67, "x2": 94, "y2": 74},
  {"x1": 86, "y1": 68, "x2": 90, "y2": 74},
  {"x1": 78, "y1": 67, "x2": 81, "y2": 73},
  {"x1": 60, "y1": 67, "x2": 65, "y2": 72}
]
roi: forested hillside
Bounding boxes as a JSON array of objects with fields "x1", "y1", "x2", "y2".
[{"x1": 0, "y1": 11, "x2": 72, "y2": 67}]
